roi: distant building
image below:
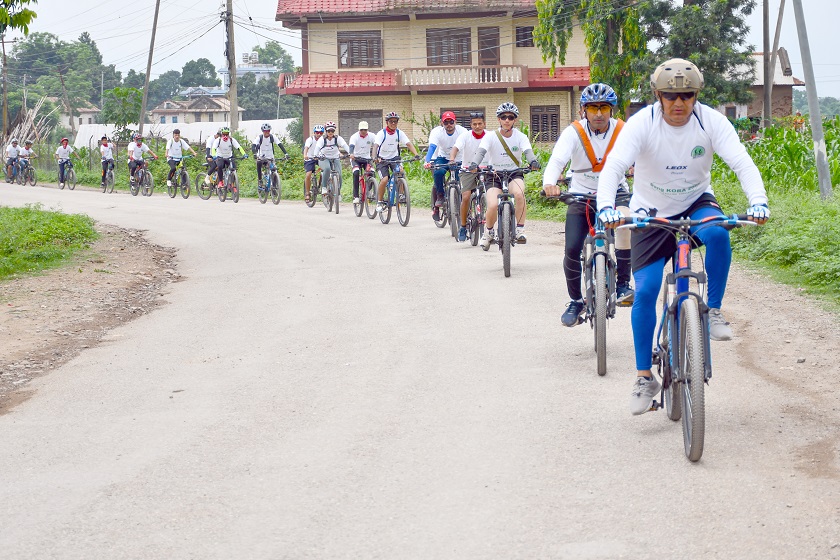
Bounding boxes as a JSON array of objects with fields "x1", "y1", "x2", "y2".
[
  {"x1": 178, "y1": 86, "x2": 227, "y2": 98},
  {"x1": 717, "y1": 50, "x2": 805, "y2": 120},
  {"x1": 47, "y1": 97, "x2": 100, "y2": 128},
  {"x1": 217, "y1": 52, "x2": 281, "y2": 89},
  {"x1": 150, "y1": 96, "x2": 244, "y2": 125}
]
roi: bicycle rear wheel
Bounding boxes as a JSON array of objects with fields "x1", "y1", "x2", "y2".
[
  {"x1": 142, "y1": 172, "x2": 154, "y2": 196},
  {"x1": 230, "y1": 172, "x2": 240, "y2": 203},
  {"x1": 594, "y1": 253, "x2": 608, "y2": 376},
  {"x1": 67, "y1": 169, "x2": 77, "y2": 190},
  {"x1": 106, "y1": 170, "x2": 114, "y2": 193},
  {"x1": 180, "y1": 170, "x2": 190, "y2": 199},
  {"x1": 196, "y1": 173, "x2": 212, "y2": 200},
  {"x1": 500, "y1": 204, "x2": 512, "y2": 277},
  {"x1": 448, "y1": 185, "x2": 460, "y2": 238},
  {"x1": 365, "y1": 177, "x2": 377, "y2": 219},
  {"x1": 167, "y1": 176, "x2": 177, "y2": 198},
  {"x1": 333, "y1": 174, "x2": 340, "y2": 214},
  {"x1": 270, "y1": 172, "x2": 282, "y2": 205},
  {"x1": 218, "y1": 183, "x2": 227, "y2": 202},
  {"x1": 679, "y1": 297, "x2": 706, "y2": 462},
  {"x1": 397, "y1": 178, "x2": 410, "y2": 227}
]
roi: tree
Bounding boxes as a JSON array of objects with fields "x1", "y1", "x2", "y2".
[
  {"x1": 181, "y1": 58, "x2": 220, "y2": 87},
  {"x1": 0, "y1": 0, "x2": 37, "y2": 34},
  {"x1": 122, "y1": 69, "x2": 146, "y2": 90},
  {"x1": 236, "y1": 72, "x2": 301, "y2": 121},
  {"x1": 252, "y1": 41, "x2": 295, "y2": 73},
  {"x1": 101, "y1": 87, "x2": 142, "y2": 141},
  {"x1": 148, "y1": 70, "x2": 181, "y2": 109}
]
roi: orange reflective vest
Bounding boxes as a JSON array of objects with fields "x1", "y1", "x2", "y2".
[{"x1": 570, "y1": 119, "x2": 624, "y2": 173}]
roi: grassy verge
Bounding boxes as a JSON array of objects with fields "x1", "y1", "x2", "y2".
[{"x1": 0, "y1": 204, "x2": 98, "y2": 281}]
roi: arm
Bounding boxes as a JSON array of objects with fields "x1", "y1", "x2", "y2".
[
  {"x1": 276, "y1": 136, "x2": 288, "y2": 156},
  {"x1": 405, "y1": 141, "x2": 419, "y2": 158},
  {"x1": 542, "y1": 129, "x2": 576, "y2": 193},
  {"x1": 706, "y1": 107, "x2": 767, "y2": 207},
  {"x1": 596, "y1": 117, "x2": 644, "y2": 211}
]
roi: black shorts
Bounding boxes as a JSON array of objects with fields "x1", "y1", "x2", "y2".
[
  {"x1": 377, "y1": 156, "x2": 401, "y2": 178},
  {"x1": 631, "y1": 193, "x2": 722, "y2": 272},
  {"x1": 486, "y1": 170, "x2": 524, "y2": 189},
  {"x1": 304, "y1": 159, "x2": 317, "y2": 173}
]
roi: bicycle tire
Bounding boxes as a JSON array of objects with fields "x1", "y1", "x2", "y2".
[
  {"x1": 305, "y1": 175, "x2": 317, "y2": 207},
  {"x1": 270, "y1": 172, "x2": 282, "y2": 205},
  {"x1": 67, "y1": 169, "x2": 77, "y2": 190},
  {"x1": 679, "y1": 297, "x2": 706, "y2": 462},
  {"x1": 180, "y1": 170, "x2": 191, "y2": 199},
  {"x1": 230, "y1": 172, "x2": 239, "y2": 203},
  {"x1": 448, "y1": 185, "x2": 460, "y2": 238},
  {"x1": 594, "y1": 253, "x2": 608, "y2": 376},
  {"x1": 142, "y1": 172, "x2": 154, "y2": 196},
  {"x1": 397, "y1": 178, "x2": 410, "y2": 226},
  {"x1": 333, "y1": 173, "x2": 340, "y2": 215},
  {"x1": 28, "y1": 167, "x2": 37, "y2": 186},
  {"x1": 218, "y1": 183, "x2": 227, "y2": 202},
  {"x1": 196, "y1": 173, "x2": 212, "y2": 200},
  {"x1": 15, "y1": 165, "x2": 24, "y2": 185},
  {"x1": 365, "y1": 177, "x2": 377, "y2": 219},
  {"x1": 101, "y1": 177, "x2": 107, "y2": 193},
  {"x1": 477, "y1": 193, "x2": 487, "y2": 246},
  {"x1": 500, "y1": 203, "x2": 512, "y2": 277},
  {"x1": 167, "y1": 178, "x2": 177, "y2": 198},
  {"x1": 468, "y1": 196, "x2": 479, "y2": 246},
  {"x1": 433, "y1": 187, "x2": 447, "y2": 228},
  {"x1": 106, "y1": 170, "x2": 114, "y2": 193},
  {"x1": 662, "y1": 280, "x2": 682, "y2": 422},
  {"x1": 354, "y1": 178, "x2": 365, "y2": 217},
  {"x1": 380, "y1": 186, "x2": 392, "y2": 224},
  {"x1": 258, "y1": 180, "x2": 268, "y2": 204}
]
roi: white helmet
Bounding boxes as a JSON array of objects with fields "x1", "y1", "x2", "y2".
[
  {"x1": 324, "y1": 121, "x2": 337, "y2": 131},
  {"x1": 261, "y1": 123, "x2": 272, "y2": 131},
  {"x1": 496, "y1": 102, "x2": 519, "y2": 117}
]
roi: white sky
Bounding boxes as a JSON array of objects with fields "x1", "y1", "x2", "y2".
[{"x1": 6, "y1": 0, "x2": 839, "y2": 98}]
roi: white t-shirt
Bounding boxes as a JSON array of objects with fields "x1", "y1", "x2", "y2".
[
  {"x1": 428, "y1": 124, "x2": 467, "y2": 160},
  {"x1": 127, "y1": 142, "x2": 151, "y2": 161},
  {"x1": 452, "y1": 130, "x2": 488, "y2": 167},
  {"x1": 478, "y1": 128, "x2": 533, "y2": 171},
  {"x1": 100, "y1": 143, "x2": 114, "y2": 160},
  {"x1": 18, "y1": 147, "x2": 33, "y2": 158},
  {"x1": 6, "y1": 144, "x2": 21, "y2": 158},
  {"x1": 596, "y1": 102, "x2": 767, "y2": 217},
  {"x1": 348, "y1": 131, "x2": 375, "y2": 159},
  {"x1": 166, "y1": 138, "x2": 191, "y2": 159},
  {"x1": 55, "y1": 145, "x2": 74, "y2": 160},
  {"x1": 205, "y1": 136, "x2": 217, "y2": 151},
  {"x1": 374, "y1": 128, "x2": 410, "y2": 159},
  {"x1": 312, "y1": 134, "x2": 349, "y2": 159},
  {"x1": 543, "y1": 118, "x2": 625, "y2": 194},
  {"x1": 212, "y1": 136, "x2": 242, "y2": 159},
  {"x1": 253, "y1": 133, "x2": 282, "y2": 159}
]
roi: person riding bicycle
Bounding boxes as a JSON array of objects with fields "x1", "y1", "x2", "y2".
[
  {"x1": 252, "y1": 123, "x2": 289, "y2": 189},
  {"x1": 349, "y1": 121, "x2": 375, "y2": 205},
  {"x1": 204, "y1": 129, "x2": 221, "y2": 184},
  {"x1": 211, "y1": 126, "x2": 248, "y2": 187},
  {"x1": 312, "y1": 121, "x2": 350, "y2": 194},
  {"x1": 373, "y1": 112, "x2": 420, "y2": 214},
  {"x1": 54, "y1": 137, "x2": 77, "y2": 188},
  {"x1": 99, "y1": 136, "x2": 115, "y2": 187},
  {"x1": 166, "y1": 129, "x2": 197, "y2": 188},
  {"x1": 127, "y1": 133, "x2": 158, "y2": 186},
  {"x1": 5, "y1": 138, "x2": 21, "y2": 182},
  {"x1": 595, "y1": 58, "x2": 769, "y2": 415},
  {"x1": 424, "y1": 111, "x2": 467, "y2": 222},
  {"x1": 468, "y1": 102, "x2": 540, "y2": 248},
  {"x1": 19, "y1": 140, "x2": 35, "y2": 175},
  {"x1": 449, "y1": 112, "x2": 488, "y2": 242},
  {"x1": 543, "y1": 82, "x2": 635, "y2": 327},
  {"x1": 303, "y1": 124, "x2": 325, "y2": 202}
]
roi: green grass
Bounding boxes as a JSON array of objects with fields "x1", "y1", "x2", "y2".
[{"x1": 0, "y1": 204, "x2": 98, "y2": 281}]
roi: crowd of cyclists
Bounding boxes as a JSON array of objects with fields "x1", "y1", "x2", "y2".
[{"x1": 7, "y1": 57, "x2": 772, "y2": 417}]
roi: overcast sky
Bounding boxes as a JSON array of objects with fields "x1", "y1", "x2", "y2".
[{"x1": 7, "y1": 0, "x2": 839, "y2": 98}]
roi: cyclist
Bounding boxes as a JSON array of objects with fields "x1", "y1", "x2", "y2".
[
  {"x1": 303, "y1": 124, "x2": 325, "y2": 202},
  {"x1": 450, "y1": 111, "x2": 488, "y2": 242},
  {"x1": 204, "y1": 129, "x2": 221, "y2": 185},
  {"x1": 348, "y1": 121, "x2": 375, "y2": 205},
  {"x1": 373, "y1": 111, "x2": 420, "y2": 214},
  {"x1": 166, "y1": 129, "x2": 197, "y2": 188},
  {"x1": 312, "y1": 121, "x2": 350, "y2": 194},
  {"x1": 54, "y1": 137, "x2": 76, "y2": 188},
  {"x1": 211, "y1": 126, "x2": 248, "y2": 187},
  {"x1": 543, "y1": 83, "x2": 634, "y2": 327},
  {"x1": 19, "y1": 140, "x2": 36, "y2": 177},
  {"x1": 595, "y1": 58, "x2": 769, "y2": 414},
  {"x1": 424, "y1": 111, "x2": 467, "y2": 221},
  {"x1": 469, "y1": 102, "x2": 540, "y2": 248},
  {"x1": 5, "y1": 138, "x2": 20, "y2": 182},
  {"x1": 252, "y1": 123, "x2": 289, "y2": 190},
  {"x1": 99, "y1": 136, "x2": 115, "y2": 188},
  {"x1": 127, "y1": 133, "x2": 158, "y2": 186}
]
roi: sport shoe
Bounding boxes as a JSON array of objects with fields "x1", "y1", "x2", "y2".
[
  {"x1": 480, "y1": 233, "x2": 492, "y2": 250},
  {"x1": 458, "y1": 226, "x2": 467, "y2": 242},
  {"x1": 204, "y1": 175, "x2": 211, "y2": 185},
  {"x1": 353, "y1": 197, "x2": 360, "y2": 204},
  {"x1": 616, "y1": 283, "x2": 635, "y2": 305},
  {"x1": 515, "y1": 226, "x2": 527, "y2": 244},
  {"x1": 434, "y1": 195, "x2": 444, "y2": 208},
  {"x1": 432, "y1": 208, "x2": 440, "y2": 221},
  {"x1": 166, "y1": 180, "x2": 172, "y2": 187},
  {"x1": 60, "y1": 182, "x2": 64, "y2": 188},
  {"x1": 321, "y1": 185, "x2": 327, "y2": 195},
  {"x1": 630, "y1": 375, "x2": 661, "y2": 415},
  {"x1": 376, "y1": 201, "x2": 386, "y2": 214},
  {"x1": 561, "y1": 300, "x2": 586, "y2": 327},
  {"x1": 709, "y1": 308, "x2": 733, "y2": 341}
]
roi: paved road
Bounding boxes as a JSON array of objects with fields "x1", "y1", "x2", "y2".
[{"x1": 1, "y1": 183, "x2": 839, "y2": 559}]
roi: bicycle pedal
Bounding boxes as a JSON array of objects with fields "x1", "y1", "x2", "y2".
[{"x1": 648, "y1": 400, "x2": 661, "y2": 412}]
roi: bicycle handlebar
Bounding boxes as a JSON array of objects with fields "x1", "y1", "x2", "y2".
[{"x1": 617, "y1": 214, "x2": 758, "y2": 231}]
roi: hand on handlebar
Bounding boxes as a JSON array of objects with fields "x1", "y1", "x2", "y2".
[
  {"x1": 746, "y1": 203, "x2": 770, "y2": 224},
  {"x1": 423, "y1": 161, "x2": 432, "y2": 170},
  {"x1": 530, "y1": 160, "x2": 542, "y2": 171},
  {"x1": 597, "y1": 207, "x2": 623, "y2": 228},
  {"x1": 543, "y1": 184, "x2": 563, "y2": 197}
]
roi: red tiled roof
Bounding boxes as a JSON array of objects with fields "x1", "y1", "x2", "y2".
[
  {"x1": 276, "y1": 0, "x2": 535, "y2": 19},
  {"x1": 527, "y1": 67, "x2": 590, "y2": 88},
  {"x1": 284, "y1": 71, "x2": 399, "y2": 94}
]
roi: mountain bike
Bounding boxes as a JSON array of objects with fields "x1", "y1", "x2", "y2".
[
  {"x1": 58, "y1": 159, "x2": 77, "y2": 190},
  {"x1": 100, "y1": 158, "x2": 116, "y2": 193},
  {"x1": 353, "y1": 158, "x2": 376, "y2": 218},
  {"x1": 257, "y1": 156, "x2": 286, "y2": 205},
  {"x1": 464, "y1": 168, "x2": 489, "y2": 247},
  {"x1": 167, "y1": 156, "x2": 192, "y2": 199},
  {"x1": 486, "y1": 167, "x2": 530, "y2": 277},
  {"x1": 377, "y1": 156, "x2": 419, "y2": 226},
  {"x1": 195, "y1": 164, "x2": 219, "y2": 200},
  {"x1": 431, "y1": 163, "x2": 461, "y2": 238},
  {"x1": 544, "y1": 188, "x2": 632, "y2": 376},
  {"x1": 317, "y1": 154, "x2": 349, "y2": 214},
  {"x1": 216, "y1": 156, "x2": 246, "y2": 203},
  {"x1": 129, "y1": 158, "x2": 156, "y2": 196},
  {"x1": 618, "y1": 213, "x2": 757, "y2": 461},
  {"x1": 9, "y1": 160, "x2": 22, "y2": 184},
  {"x1": 21, "y1": 158, "x2": 37, "y2": 186},
  {"x1": 362, "y1": 162, "x2": 381, "y2": 219},
  {"x1": 304, "y1": 161, "x2": 320, "y2": 208}
]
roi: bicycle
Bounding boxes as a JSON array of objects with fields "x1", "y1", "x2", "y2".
[
  {"x1": 544, "y1": 187, "x2": 632, "y2": 376},
  {"x1": 216, "y1": 156, "x2": 246, "y2": 203},
  {"x1": 617, "y1": 213, "x2": 756, "y2": 461},
  {"x1": 195, "y1": 164, "x2": 219, "y2": 200},
  {"x1": 167, "y1": 156, "x2": 192, "y2": 199},
  {"x1": 377, "y1": 156, "x2": 418, "y2": 226},
  {"x1": 431, "y1": 163, "x2": 461, "y2": 238},
  {"x1": 257, "y1": 156, "x2": 286, "y2": 205},
  {"x1": 352, "y1": 158, "x2": 376, "y2": 218},
  {"x1": 101, "y1": 158, "x2": 116, "y2": 193},
  {"x1": 484, "y1": 166, "x2": 530, "y2": 278},
  {"x1": 304, "y1": 162, "x2": 321, "y2": 208},
  {"x1": 130, "y1": 158, "x2": 156, "y2": 197},
  {"x1": 463, "y1": 167, "x2": 489, "y2": 246},
  {"x1": 58, "y1": 159, "x2": 77, "y2": 190},
  {"x1": 20, "y1": 158, "x2": 37, "y2": 186},
  {"x1": 317, "y1": 154, "x2": 348, "y2": 214}
]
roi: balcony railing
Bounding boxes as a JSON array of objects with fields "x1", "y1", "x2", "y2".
[{"x1": 399, "y1": 65, "x2": 528, "y2": 91}]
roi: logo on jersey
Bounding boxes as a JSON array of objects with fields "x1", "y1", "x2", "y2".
[{"x1": 691, "y1": 146, "x2": 705, "y2": 158}]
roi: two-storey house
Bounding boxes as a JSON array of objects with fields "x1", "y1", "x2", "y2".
[{"x1": 275, "y1": 0, "x2": 590, "y2": 145}]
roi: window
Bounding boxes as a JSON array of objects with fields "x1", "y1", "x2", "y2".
[
  {"x1": 443, "y1": 108, "x2": 485, "y2": 129},
  {"x1": 78, "y1": 117, "x2": 83, "y2": 125},
  {"x1": 160, "y1": 116, "x2": 166, "y2": 124},
  {"x1": 173, "y1": 116, "x2": 178, "y2": 124},
  {"x1": 209, "y1": 113, "x2": 214, "y2": 122},
  {"x1": 427, "y1": 28, "x2": 471, "y2": 66},
  {"x1": 88, "y1": 118, "x2": 93, "y2": 124},
  {"x1": 531, "y1": 105, "x2": 560, "y2": 143},
  {"x1": 338, "y1": 31, "x2": 383, "y2": 68},
  {"x1": 725, "y1": 106, "x2": 737, "y2": 120},
  {"x1": 516, "y1": 26, "x2": 534, "y2": 47},
  {"x1": 194, "y1": 112, "x2": 202, "y2": 122},
  {"x1": 338, "y1": 110, "x2": 383, "y2": 137}
]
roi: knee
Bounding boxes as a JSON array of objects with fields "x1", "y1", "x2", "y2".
[
  {"x1": 701, "y1": 227, "x2": 731, "y2": 252},
  {"x1": 633, "y1": 275, "x2": 660, "y2": 306}
]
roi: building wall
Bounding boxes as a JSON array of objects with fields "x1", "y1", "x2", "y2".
[
  {"x1": 509, "y1": 17, "x2": 587, "y2": 68},
  {"x1": 747, "y1": 85, "x2": 794, "y2": 118}
]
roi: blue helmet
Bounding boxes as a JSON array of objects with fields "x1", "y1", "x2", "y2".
[{"x1": 580, "y1": 83, "x2": 618, "y2": 107}]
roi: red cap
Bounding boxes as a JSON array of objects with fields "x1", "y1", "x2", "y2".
[{"x1": 441, "y1": 111, "x2": 456, "y2": 122}]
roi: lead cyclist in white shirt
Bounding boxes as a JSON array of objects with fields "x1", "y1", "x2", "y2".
[{"x1": 595, "y1": 58, "x2": 770, "y2": 415}]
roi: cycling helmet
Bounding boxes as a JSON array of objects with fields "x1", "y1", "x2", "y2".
[
  {"x1": 580, "y1": 83, "x2": 618, "y2": 107},
  {"x1": 10, "y1": 138, "x2": 18, "y2": 143},
  {"x1": 324, "y1": 121, "x2": 337, "y2": 131},
  {"x1": 25, "y1": 140, "x2": 32, "y2": 145},
  {"x1": 133, "y1": 133, "x2": 143, "y2": 141},
  {"x1": 496, "y1": 102, "x2": 519, "y2": 117},
  {"x1": 261, "y1": 123, "x2": 271, "y2": 131},
  {"x1": 313, "y1": 124, "x2": 325, "y2": 133},
  {"x1": 61, "y1": 137, "x2": 69, "y2": 143},
  {"x1": 650, "y1": 58, "x2": 704, "y2": 92},
  {"x1": 220, "y1": 126, "x2": 230, "y2": 135},
  {"x1": 385, "y1": 111, "x2": 400, "y2": 121}
]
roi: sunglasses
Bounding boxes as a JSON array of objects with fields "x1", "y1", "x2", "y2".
[
  {"x1": 443, "y1": 119, "x2": 455, "y2": 125},
  {"x1": 585, "y1": 104, "x2": 612, "y2": 114},
  {"x1": 660, "y1": 91, "x2": 696, "y2": 102},
  {"x1": 314, "y1": 131, "x2": 323, "y2": 134},
  {"x1": 498, "y1": 114, "x2": 517, "y2": 121}
]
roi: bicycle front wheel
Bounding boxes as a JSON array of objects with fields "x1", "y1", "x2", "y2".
[
  {"x1": 106, "y1": 170, "x2": 114, "y2": 193},
  {"x1": 365, "y1": 177, "x2": 377, "y2": 219},
  {"x1": 333, "y1": 174, "x2": 340, "y2": 215},
  {"x1": 28, "y1": 167, "x2": 37, "y2": 186},
  {"x1": 196, "y1": 173, "x2": 212, "y2": 200},
  {"x1": 662, "y1": 279, "x2": 682, "y2": 422},
  {"x1": 270, "y1": 172, "x2": 282, "y2": 205},
  {"x1": 230, "y1": 172, "x2": 239, "y2": 203},
  {"x1": 500, "y1": 204, "x2": 512, "y2": 277},
  {"x1": 594, "y1": 253, "x2": 608, "y2": 376},
  {"x1": 433, "y1": 186, "x2": 447, "y2": 228},
  {"x1": 679, "y1": 297, "x2": 706, "y2": 462},
  {"x1": 448, "y1": 185, "x2": 460, "y2": 238},
  {"x1": 258, "y1": 174, "x2": 269, "y2": 204},
  {"x1": 218, "y1": 183, "x2": 227, "y2": 202},
  {"x1": 142, "y1": 172, "x2": 154, "y2": 196},
  {"x1": 67, "y1": 169, "x2": 77, "y2": 190},
  {"x1": 167, "y1": 177, "x2": 177, "y2": 198},
  {"x1": 397, "y1": 178, "x2": 410, "y2": 226},
  {"x1": 180, "y1": 170, "x2": 190, "y2": 199}
]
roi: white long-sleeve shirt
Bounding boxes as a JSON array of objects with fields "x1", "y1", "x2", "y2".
[
  {"x1": 543, "y1": 118, "x2": 626, "y2": 194},
  {"x1": 348, "y1": 131, "x2": 374, "y2": 159},
  {"x1": 596, "y1": 102, "x2": 767, "y2": 217}
]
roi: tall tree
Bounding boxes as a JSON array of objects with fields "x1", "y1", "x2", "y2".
[
  {"x1": 122, "y1": 69, "x2": 146, "y2": 90},
  {"x1": 101, "y1": 87, "x2": 142, "y2": 140},
  {"x1": 147, "y1": 70, "x2": 181, "y2": 109},
  {"x1": 0, "y1": 0, "x2": 37, "y2": 34},
  {"x1": 252, "y1": 41, "x2": 295, "y2": 73},
  {"x1": 181, "y1": 58, "x2": 220, "y2": 87},
  {"x1": 236, "y1": 72, "x2": 301, "y2": 121}
]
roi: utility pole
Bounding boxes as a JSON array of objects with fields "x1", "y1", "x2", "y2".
[
  {"x1": 100, "y1": 71, "x2": 104, "y2": 107},
  {"x1": 1, "y1": 34, "x2": 8, "y2": 136},
  {"x1": 138, "y1": 0, "x2": 161, "y2": 135},
  {"x1": 768, "y1": 0, "x2": 786, "y2": 104},
  {"x1": 762, "y1": 0, "x2": 771, "y2": 128},
  {"x1": 57, "y1": 66, "x2": 76, "y2": 135},
  {"x1": 22, "y1": 74, "x2": 26, "y2": 116},
  {"x1": 224, "y1": 0, "x2": 239, "y2": 133},
  {"x1": 792, "y1": 0, "x2": 832, "y2": 198}
]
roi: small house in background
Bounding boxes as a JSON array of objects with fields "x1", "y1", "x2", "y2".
[
  {"x1": 47, "y1": 97, "x2": 100, "y2": 129},
  {"x1": 178, "y1": 86, "x2": 228, "y2": 98},
  {"x1": 218, "y1": 52, "x2": 281, "y2": 90},
  {"x1": 150, "y1": 96, "x2": 244, "y2": 125},
  {"x1": 718, "y1": 50, "x2": 805, "y2": 121}
]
